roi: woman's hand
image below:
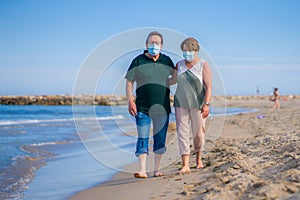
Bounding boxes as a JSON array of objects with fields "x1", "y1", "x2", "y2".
[{"x1": 201, "y1": 104, "x2": 209, "y2": 118}]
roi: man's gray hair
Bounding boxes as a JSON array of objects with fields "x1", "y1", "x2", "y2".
[{"x1": 146, "y1": 31, "x2": 164, "y2": 44}]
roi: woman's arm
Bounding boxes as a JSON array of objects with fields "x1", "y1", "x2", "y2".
[
  {"x1": 203, "y1": 61, "x2": 212, "y2": 102},
  {"x1": 202, "y1": 61, "x2": 212, "y2": 118},
  {"x1": 169, "y1": 63, "x2": 178, "y2": 85}
]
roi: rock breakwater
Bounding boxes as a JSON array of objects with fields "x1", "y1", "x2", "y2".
[{"x1": 0, "y1": 95, "x2": 128, "y2": 106}]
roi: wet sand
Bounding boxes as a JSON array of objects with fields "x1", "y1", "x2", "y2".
[{"x1": 70, "y1": 98, "x2": 300, "y2": 200}]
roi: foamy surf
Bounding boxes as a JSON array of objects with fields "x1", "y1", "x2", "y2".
[{"x1": 0, "y1": 115, "x2": 124, "y2": 126}]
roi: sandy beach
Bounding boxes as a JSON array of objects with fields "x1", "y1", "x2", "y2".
[{"x1": 70, "y1": 97, "x2": 300, "y2": 200}]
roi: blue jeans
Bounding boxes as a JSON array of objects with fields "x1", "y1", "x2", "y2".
[{"x1": 135, "y1": 112, "x2": 169, "y2": 157}]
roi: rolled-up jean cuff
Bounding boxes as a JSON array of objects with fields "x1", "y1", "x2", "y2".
[
  {"x1": 153, "y1": 147, "x2": 167, "y2": 154},
  {"x1": 135, "y1": 137, "x2": 149, "y2": 157},
  {"x1": 135, "y1": 151, "x2": 149, "y2": 157}
]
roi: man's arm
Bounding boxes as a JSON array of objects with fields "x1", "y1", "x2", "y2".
[{"x1": 126, "y1": 80, "x2": 137, "y2": 116}]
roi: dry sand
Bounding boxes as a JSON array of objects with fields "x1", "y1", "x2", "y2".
[{"x1": 70, "y1": 98, "x2": 300, "y2": 200}]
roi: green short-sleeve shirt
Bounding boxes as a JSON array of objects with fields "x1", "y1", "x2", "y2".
[{"x1": 125, "y1": 51, "x2": 175, "y2": 115}]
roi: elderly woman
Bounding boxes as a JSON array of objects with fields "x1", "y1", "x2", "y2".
[{"x1": 172, "y1": 37, "x2": 212, "y2": 173}]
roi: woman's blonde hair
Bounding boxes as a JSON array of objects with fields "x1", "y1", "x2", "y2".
[{"x1": 180, "y1": 37, "x2": 200, "y2": 51}]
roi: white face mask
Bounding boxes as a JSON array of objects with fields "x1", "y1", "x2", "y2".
[
  {"x1": 147, "y1": 44, "x2": 161, "y2": 55},
  {"x1": 182, "y1": 51, "x2": 194, "y2": 61}
]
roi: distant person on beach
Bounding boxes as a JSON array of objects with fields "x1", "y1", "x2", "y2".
[
  {"x1": 270, "y1": 87, "x2": 280, "y2": 110},
  {"x1": 171, "y1": 37, "x2": 212, "y2": 173},
  {"x1": 125, "y1": 31, "x2": 175, "y2": 178}
]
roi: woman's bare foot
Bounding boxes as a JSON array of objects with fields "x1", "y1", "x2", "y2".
[
  {"x1": 180, "y1": 155, "x2": 190, "y2": 174},
  {"x1": 196, "y1": 161, "x2": 204, "y2": 169},
  {"x1": 196, "y1": 152, "x2": 204, "y2": 169},
  {"x1": 180, "y1": 166, "x2": 191, "y2": 173}
]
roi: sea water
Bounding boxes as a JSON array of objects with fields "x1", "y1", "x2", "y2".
[{"x1": 0, "y1": 105, "x2": 256, "y2": 200}]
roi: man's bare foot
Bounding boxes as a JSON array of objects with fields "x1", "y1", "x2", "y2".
[
  {"x1": 134, "y1": 172, "x2": 147, "y2": 178},
  {"x1": 180, "y1": 166, "x2": 191, "y2": 174},
  {"x1": 153, "y1": 170, "x2": 164, "y2": 177}
]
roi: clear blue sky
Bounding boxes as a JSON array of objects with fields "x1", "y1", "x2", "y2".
[{"x1": 1, "y1": 0, "x2": 299, "y2": 95}]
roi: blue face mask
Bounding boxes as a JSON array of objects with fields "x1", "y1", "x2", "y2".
[
  {"x1": 182, "y1": 51, "x2": 194, "y2": 62},
  {"x1": 147, "y1": 44, "x2": 161, "y2": 56}
]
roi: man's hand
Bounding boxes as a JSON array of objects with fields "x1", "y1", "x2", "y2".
[{"x1": 128, "y1": 99, "x2": 137, "y2": 116}]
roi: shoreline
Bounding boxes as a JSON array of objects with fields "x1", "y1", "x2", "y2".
[
  {"x1": 0, "y1": 105, "x2": 135, "y2": 200},
  {"x1": 23, "y1": 140, "x2": 120, "y2": 200},
  {"x1": 70, "y1": 98, "x2": 300, "y2": 200}
]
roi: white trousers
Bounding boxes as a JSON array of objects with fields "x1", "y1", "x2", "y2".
[{"x1": 175, "y1": 107, "x2": 206, "y2": 155}]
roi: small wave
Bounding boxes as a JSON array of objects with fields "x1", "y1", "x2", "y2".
[
  {"x1": 0, "y1": 115, "x2": 124, "y2": 126},
  {"x1": 27, "y1": 140, "x2": 74, "y2": 147},
  {"x1": 0, "y1": 154, "x2": 51, "y2": 200},
  {"x1": 29, "y1": 141, "x2": 61, "y2": 147}
]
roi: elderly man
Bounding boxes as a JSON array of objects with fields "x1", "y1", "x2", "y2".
[{"x1": 125, "y1": 31, "x2": 175, "y2": 178}]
